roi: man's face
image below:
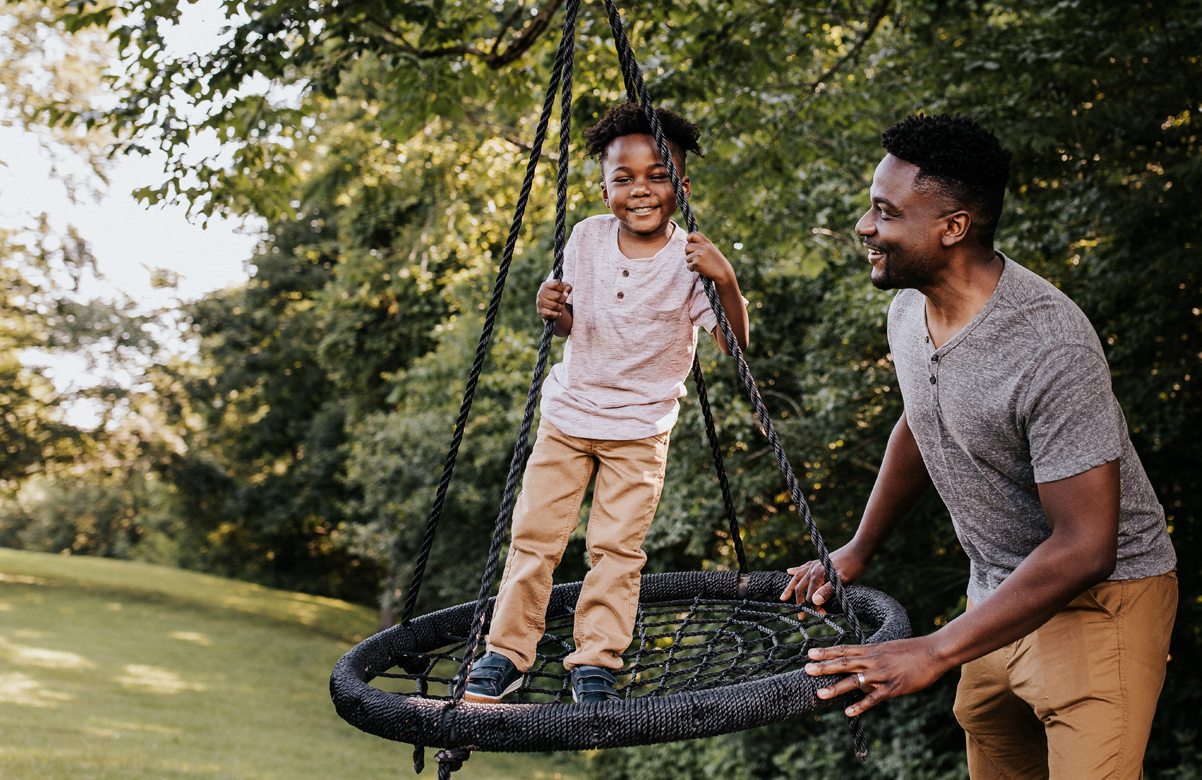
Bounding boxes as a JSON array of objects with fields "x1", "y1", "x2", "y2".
[
  {"x1": 855, "y1": 154, "x2": 947, "y2": 291},
  {"x1": 600, "y1": 133, "x2": 688, "y2": 237}
]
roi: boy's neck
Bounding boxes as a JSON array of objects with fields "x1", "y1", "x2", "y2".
[{"x1": 617, "y1": 221, "x2": 675, "y2": 259}]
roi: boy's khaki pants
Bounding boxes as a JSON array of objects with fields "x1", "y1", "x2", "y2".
[
  {"x1": 486, "y1": 419, "x2": 670, "y2": 672},
  {"x1": 954, "y1": 571, "x2": 1177, "y2": 780}
]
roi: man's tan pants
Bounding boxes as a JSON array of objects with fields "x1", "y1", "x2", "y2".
[
  {"x1": 486, "y1": 419, "x2": 670, "y2": 672},
  {"x1": 955, "y1": 572, "x2": 1177, "y2": 780}
]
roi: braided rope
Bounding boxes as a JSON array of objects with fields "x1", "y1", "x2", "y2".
[
  {"x1": 600, "y1": 0, "x2": 867, "y2": 758},
  {"x1": 397, "y1": 0, "x2": 580, "y2": 626},
  {"x1": 447, "y1": 0, "x2": 580, "y2": 702},
  {"x1": 332, "y1": 574, "x2": 912, "y2": 753},
  {"x1": 605, "y1": 0, "x2": 745, "y2": 574},
  {"x1": 690, "y1": 355, "x2": 746, "y2": 574},
  {"x1": 392, "y1": 0, "x2": 867, "y2": 763}
]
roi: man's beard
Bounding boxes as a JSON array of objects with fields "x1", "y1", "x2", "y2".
[{"x1": 869, "y1": 242, "x2": 937, "y2": 291}]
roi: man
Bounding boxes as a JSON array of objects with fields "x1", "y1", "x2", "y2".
[{"x1": 782, "y1": 113, "x2": 1177, "y2": 779}]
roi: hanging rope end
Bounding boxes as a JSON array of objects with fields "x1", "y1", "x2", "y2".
[
  {"x1": 413, "y1": 744, "x2": 425, "y2": 773},
  {"x1": 849, "y1": 714, "x2": 869, "y2": 762}
]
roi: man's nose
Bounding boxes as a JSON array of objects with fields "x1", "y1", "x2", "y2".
[{"x1": 855, "y1": 210, "x2": 875, "y2": 236}]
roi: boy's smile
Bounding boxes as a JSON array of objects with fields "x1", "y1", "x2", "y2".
[{"x1": 600, "y1": 133, "x2": 689, "y2": 257}]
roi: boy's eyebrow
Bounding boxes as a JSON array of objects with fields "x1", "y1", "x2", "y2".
[{"x1": 608, "y1": 162, "x2": 669, "y2": 175}]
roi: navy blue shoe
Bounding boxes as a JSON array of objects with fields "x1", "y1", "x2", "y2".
[
  {"x1": 463, "y1": 653, "x2": 524, "y2": 703},
  {"x1": 570, "y1": 665, "x2": 618, "y2": 703}
]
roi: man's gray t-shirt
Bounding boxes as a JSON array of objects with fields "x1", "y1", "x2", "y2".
[{"x1": 888, "y1": 254, "x2": 1176, "y2": 606}]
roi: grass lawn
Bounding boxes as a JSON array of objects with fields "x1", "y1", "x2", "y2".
[{"x1": 0, "y1": 549, "x2": 589, "y2": 780}]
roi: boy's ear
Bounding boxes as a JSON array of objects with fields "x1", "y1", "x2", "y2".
[
  {"x1": 681, "y1": 175, "x2": 690, "y2": 200},
  {"x1": 600, "y1": 180, "x2": 610, "y2": 207}
]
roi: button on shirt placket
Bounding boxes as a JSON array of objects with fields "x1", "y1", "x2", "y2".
[
  {"x1": 928, "y1": 340, "x2": 941, "y2": 408},
  {"x1": 616, "y1": 266, "x2": 631, "y2": 301}
]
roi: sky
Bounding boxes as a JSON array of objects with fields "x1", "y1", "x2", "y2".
[{"x1": 0, "y1": 0, "x2": 262, "y2": 424}]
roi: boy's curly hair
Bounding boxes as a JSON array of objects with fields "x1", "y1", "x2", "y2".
[
  {"x1": 584, "y1": 102, "x2": 702, "y2": 163},
  {"x1": 882, "y1": 113, "x2": 1012, "y2": 247}
]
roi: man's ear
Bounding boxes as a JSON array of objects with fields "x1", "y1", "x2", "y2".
[{"x1": 941, "y1": 210, "x2": 972, "y2": 247}]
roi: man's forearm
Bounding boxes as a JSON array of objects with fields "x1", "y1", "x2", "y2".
[
  {"x1": 927, "y1": 459, "x2": 1120, "y2": 669},
  {"x1": 847, "y1": 412, "x2": 931, "y2": 560}
]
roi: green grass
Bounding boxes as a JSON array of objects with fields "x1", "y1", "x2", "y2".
[{"x1": 0, "y1": 549, "x2": 589, "y2": 780}]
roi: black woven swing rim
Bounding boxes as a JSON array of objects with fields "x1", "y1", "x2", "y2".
[{"x1": 330, "y1": 574, "x2": 909, "y2": 753}]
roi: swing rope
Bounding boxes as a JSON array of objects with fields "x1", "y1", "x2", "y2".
[
  {"x1": 445, "y1": 0, "x2": 580, "y2": 705},
  {"x1": 397, "y1": 0, "x2": 748, "y2": 628},
  {"x1": 382, "y1": 1, "x2": 873, "y2": 773},
  {"x1": 599, "y1": 0, "x2": 866, "y2": 755}
]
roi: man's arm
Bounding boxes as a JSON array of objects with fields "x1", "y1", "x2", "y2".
[
  {"x1": 803, "y1": 459, "x2": 1120, "y2": 717},
  {"x1": 683, "y1": 232, "x2": 749, "y2": 354},
  {"x1": 781, "y1": 412, "x2": 931, "y2": 608}
]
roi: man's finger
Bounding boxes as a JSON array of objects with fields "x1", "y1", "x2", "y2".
[{"x1": 810, "y1": 581, "x2": 834, "y2": 606}]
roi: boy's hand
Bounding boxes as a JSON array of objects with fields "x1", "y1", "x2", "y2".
[
  {"x1": 684, "y1": 232, "x2": 736, "y2": 285},
  {"x1": 537, "y1": 280, "x2": 572, "y2": 321},
  {"x1": 685, "y1": 232, "x2": 748, "y2": 353}
]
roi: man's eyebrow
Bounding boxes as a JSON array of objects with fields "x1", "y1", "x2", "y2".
[{"x1": 872, "y1": 196, "x2": 899, "y2": 210}]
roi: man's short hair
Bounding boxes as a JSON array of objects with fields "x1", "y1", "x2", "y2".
[
  {"x1": 584, "y1": 102, "x2": 702, "y2": 163},
  {"x1": 881, "y1": 113, "x2": 1012, "y2": 247}
]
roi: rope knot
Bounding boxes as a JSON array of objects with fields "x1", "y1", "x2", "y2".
[{"x1": 435, "y1": 746, "x2": 473, "y2": 779}]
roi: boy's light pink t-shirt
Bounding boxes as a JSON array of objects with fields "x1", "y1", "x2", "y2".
[{"x1": 540, "y1": 214, "x2": 727, "y2": 440}]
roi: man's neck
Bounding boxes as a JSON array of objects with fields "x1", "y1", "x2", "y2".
[{"x1": 921, "y1": 248, "x2": 1004, "y2": 348}]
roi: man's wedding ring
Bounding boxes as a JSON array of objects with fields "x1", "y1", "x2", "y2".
[{"x1": 856, "y1": 672, "x2": 867, "y2": 690}]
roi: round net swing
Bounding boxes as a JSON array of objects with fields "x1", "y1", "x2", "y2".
[{"x1": 330, "y1": 0, "x2": 910, "y2": 775}]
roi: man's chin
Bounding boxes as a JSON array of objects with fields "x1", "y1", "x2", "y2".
[{"x1": 870, "y1": 268, "x2": 896, "y2": 291}]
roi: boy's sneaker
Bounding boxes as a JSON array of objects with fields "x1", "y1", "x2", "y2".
[
  {"x1": 570, "y1": 665, "x2": 618, "y2": 703},
  {"x1": 463, "y1": 653, "x2": 524, "y2": 704}
]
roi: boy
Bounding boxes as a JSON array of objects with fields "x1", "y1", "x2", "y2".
[{"x1": 464, "y1": 102, "x2": 750, "y2": 704}]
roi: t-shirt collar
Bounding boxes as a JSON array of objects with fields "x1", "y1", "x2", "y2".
[{"x1": 927, "y1": 251, "x2": 1010, "y2": 357}]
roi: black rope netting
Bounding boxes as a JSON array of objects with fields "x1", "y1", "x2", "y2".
[
  {"x1": 332, "y1": 1, "x2": 910, "y2": 775},
  {"x1": 333, "y1": 573, "x2": 909, "y2": 755}
]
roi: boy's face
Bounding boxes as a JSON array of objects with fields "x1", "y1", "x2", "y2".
[{"x1": 600, "y1": 133, "x2": 689, "y2": 237}]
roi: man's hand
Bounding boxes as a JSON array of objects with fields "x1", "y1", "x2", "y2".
[
  {"x1": 803, "y1": 635, "x2": 952, "y2": 717},
  {"x1": 780, "y1": 545, "x2": 870, "y2": 613},
  {"x1": 537, "y1": 280, "x2": 573, "y2": 336}
]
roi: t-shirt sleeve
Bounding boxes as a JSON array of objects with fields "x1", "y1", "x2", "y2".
[
  {"x1": 1022, "y1": 344, "x2": 1124, "y2": 483},
  {"x1": 687, "y1": 277, "x2": 748, "y2": 333},
  {"x1": 546, "y1": 226, "x2": 580, "y2": 304}
]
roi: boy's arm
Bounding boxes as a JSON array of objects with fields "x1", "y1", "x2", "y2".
[{"x1": 684, "y1": 232, "x2": 749, "y2": 354}]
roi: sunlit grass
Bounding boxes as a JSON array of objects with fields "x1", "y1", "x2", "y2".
[{"x1": 0, "y1": 548, "x2": 587, "y2": 780}]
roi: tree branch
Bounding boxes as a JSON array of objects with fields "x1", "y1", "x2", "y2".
[{"x1": 364, "y1": 0, "x2": 564, "y2": 70}]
